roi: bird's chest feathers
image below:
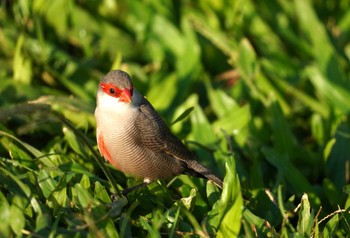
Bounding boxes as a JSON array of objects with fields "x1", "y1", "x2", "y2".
[
  {"x1": 96, "y1": 102, "x2": 138, "y2": 133},
  {"x1": 95, "y1": 101, "x2": 141, "y2": 170}
]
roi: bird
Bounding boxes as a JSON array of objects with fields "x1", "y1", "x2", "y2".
[{"x1": 94, "y1": 70, "x2": 223, "y2": 193}]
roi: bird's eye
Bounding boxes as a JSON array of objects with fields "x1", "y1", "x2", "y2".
[{"x1": 109, "y1": 88, "x2": 115, "y2": 94}]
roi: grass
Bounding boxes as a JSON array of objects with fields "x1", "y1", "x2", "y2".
[{"x1": 0, "y1": 0, "x2": 350, "y2": 237}]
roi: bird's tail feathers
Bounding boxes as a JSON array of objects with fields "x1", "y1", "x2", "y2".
[{"x1": 185, "y1": 160, "x2": 223, "y2": 189}]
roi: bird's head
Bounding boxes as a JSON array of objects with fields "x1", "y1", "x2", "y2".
[{"x1": 98, "y1": 70, "x2": 133, "y2": 104}]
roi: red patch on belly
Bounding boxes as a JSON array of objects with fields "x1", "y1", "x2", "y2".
[{"x1": 97, "y1": 133, "x2": 121, "y2": 170}]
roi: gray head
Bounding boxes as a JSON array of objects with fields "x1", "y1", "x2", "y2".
[
  {"x1": 99, "y1": 70, "x2": 134, "y2": 103},
  {"x1": 102, "y1": 70, "x2": 133, "y2": 90}
]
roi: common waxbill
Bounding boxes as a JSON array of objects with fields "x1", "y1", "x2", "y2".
[{"x1": 95, "y1": 70, "x2": 223, "y2": 191}]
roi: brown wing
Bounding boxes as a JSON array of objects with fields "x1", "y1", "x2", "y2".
[
  {"x1": 135, "y1": 98, "x2": 223, "y2": 188},
  {"x1": 135, "y1": 98, "x2": 194, "y2": 161}
]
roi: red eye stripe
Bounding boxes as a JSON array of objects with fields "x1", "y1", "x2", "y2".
[{"x1": 100, "y1": 83, "x2": 123, "y2": 98}]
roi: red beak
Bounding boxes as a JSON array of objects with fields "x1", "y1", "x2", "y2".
[{"x1": 120, "y1": 89, "x2": 132, "y2": 103}]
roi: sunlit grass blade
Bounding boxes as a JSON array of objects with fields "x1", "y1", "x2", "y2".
[
  {"x1": 171, "y1": 107, "x2": 194, "y2": 126},
  {"x1": 297, "y1": 193, "x2": 312, "y2": 236},
  {"x1": 0, "y1": 130, "x2": 43, "y2": 158}
]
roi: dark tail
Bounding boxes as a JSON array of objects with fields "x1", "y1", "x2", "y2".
[{"x1": 184, "y1": 160, "x2": 223, "y2": 189}]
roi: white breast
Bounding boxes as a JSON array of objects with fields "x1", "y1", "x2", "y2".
[{"x1": 95, "y1": 90, "x2": 141, "y2": 171}]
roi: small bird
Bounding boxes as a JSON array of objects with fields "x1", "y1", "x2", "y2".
[{"x1": 95, "y1": 70, "x2": 223, "y2": 192}]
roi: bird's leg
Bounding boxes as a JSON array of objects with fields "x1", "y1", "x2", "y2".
[
  {"x1": 122, "y1": 182, "x2": 147, "y2": 195},
  {"x1": 122, "y1": 179, "x2": 151, "y2": 195}
]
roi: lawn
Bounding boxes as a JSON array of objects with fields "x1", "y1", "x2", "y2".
[{"x1": 0, "y1": 0, "x2": 349, "y2": 237}]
